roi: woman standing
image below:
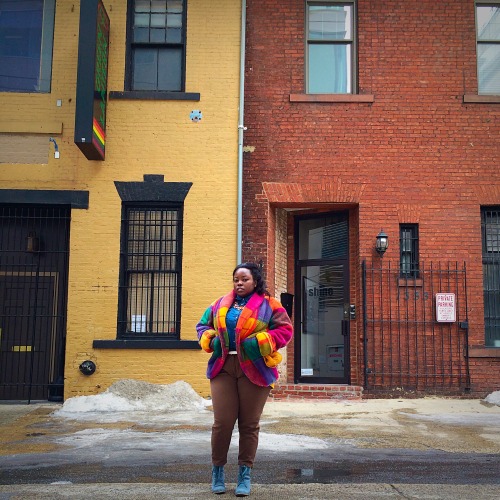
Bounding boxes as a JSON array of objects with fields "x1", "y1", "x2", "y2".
[{"x1": 197, "y1": 263, "x2": 293, "y2": 496}]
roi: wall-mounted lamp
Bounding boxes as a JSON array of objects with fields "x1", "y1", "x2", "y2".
[
  {"x1": 375, "y1": 229, "x2": 389, "y2": 256},
  {"x1": 26, "y1": 231, "x2": 40, "y2": 253},
  {"x1": 79, "y1": 360, "x2": 96, "y2": 375}
]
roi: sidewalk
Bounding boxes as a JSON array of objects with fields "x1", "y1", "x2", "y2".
[
  {"x1": 2, "y1": 396, "x2": 500, "y2": 455},
  {"x1": 1, "y1": 392, "x2": 499, "y2": 499},
  {"x1": 1, "y1": 482, "x2": 500, "y2": 499}
]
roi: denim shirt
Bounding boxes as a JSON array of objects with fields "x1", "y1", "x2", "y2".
[{"x1": 225, "y1": 293, "x2": 253, "y2": 351}]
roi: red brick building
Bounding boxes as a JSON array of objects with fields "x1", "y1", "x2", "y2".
[{"x1": 241, "y1": 0, "x2": 500, "y2": 397}]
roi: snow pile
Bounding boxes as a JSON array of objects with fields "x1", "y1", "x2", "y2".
[
  {"x1": 51, "y1": 381, "x2": 500, "y2": 425},
  {"x1": 53, "y1": 379, "x2": 211, "y2": 422},
  {"x1": 484, "y1": 390, "x2": 500, "y2": 406}
]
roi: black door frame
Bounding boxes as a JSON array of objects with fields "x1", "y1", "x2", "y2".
[{"x1": 294, "y1": 211, "x2": 350, "y2": 384}]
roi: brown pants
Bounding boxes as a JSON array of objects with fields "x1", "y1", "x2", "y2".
[{"x1": 210, "y1": 355, "x2": 271, "y2": 467}]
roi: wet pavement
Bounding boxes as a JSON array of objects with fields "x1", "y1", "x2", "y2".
[{"x1": 0, "y1": 397, "x2": 499, "y2": 498}]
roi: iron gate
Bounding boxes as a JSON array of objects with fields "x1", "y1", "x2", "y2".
[
  {"x1": 362, "y1": 261, "x2": 470, "y2": 393},
  {"x1": 0, "y1": 205, "x2": 69, "y2": 402}
]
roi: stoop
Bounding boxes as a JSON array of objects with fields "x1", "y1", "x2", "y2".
[{"x1": 269, "y1": 384, "x2": 363, "y2": 401}]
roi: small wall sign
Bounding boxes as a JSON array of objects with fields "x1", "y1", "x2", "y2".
[
  {"x1": 436, "y1": 293, "x2": 456, "y2": 323},
  {"x1": 190, "y1": 110, "x2": 202, "y2": 122}
]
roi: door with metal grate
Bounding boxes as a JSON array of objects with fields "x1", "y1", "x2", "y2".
[{"x1": 0, "y1": 206, "x2": 69, "y2": 401}]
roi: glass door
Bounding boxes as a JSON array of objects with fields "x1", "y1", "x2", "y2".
[{"x1": 295, "y1": 213, "x2": 350, "y2": 384}]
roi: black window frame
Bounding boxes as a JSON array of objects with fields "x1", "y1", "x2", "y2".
[
  {"x1": 125, "y1": 0, "x2": 187, "y2": 92},
  {"x1": 399, "y1": 224, "x2": 419, "y2": 278},
  {"x1": 117, "y1": 202, "x2": 184, "y2": 339}
]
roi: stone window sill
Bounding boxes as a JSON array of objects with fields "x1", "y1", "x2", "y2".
[
  {"x1": 468, "y1": 346, "x2": 500, "y2": 358},
  {"x1": 289, "y1": 93, "x2": 374, "y2": 103},
  {"x1": 109, "y1": 91, "x2": 200, "y2": 101},
  {"x1": 93, "y1": 339, "x2": 200, "y2": 349},
  {"x1": 398, "y1": 278, "x2": 423, "y2": 287},
  {"x1": 463, "y1": 94, "x2": 500, "y2": 104}
]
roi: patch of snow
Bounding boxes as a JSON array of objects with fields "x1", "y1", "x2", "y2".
[
  {"x1": 484, "y1": 390, "x2": 500, "y2": 406},
  {"x1": 52, "y1": 427, "x2": 330, "y2": 459},
  {"x1": 258, "y1": 432, "x2": 330, "y2": 451},
  {"x1": 52, "y1": 380, "x2": 211, "y2": 422},
  {"x1": 400, "y1": 412, "x2": 500, "y2": 426}
]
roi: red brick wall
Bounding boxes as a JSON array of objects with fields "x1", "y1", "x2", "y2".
[{"x1": 242, "y1": 0, "x2": 500, "y2": 394}]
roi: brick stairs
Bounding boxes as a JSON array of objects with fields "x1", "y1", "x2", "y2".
[{"x1": 269, "y1": 384, "x2": 363, "y2": 401}]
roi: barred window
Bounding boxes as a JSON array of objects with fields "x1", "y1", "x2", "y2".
[
  {"x1": 481, "y1": 207, "x2": 500, "y2": 346},
  {"x1": 399, "y1": 224, "x2": 419, "y2": 278},
  {"x1": 118, "y1": 205, "x2": 182, "y2": 338}
]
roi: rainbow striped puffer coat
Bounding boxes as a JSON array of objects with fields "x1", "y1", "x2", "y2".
[{"x1": 196, "y1": 291, "x2": 293, "y2": 387}]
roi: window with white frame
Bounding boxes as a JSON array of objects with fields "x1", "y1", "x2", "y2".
[
  {"x1": 306, "y1": 1, "x2": 356, "y2": 94},
  {"x1": 0, "y1": 0, "x2": 55, "y2": 92},
  {"x1": 126, "y1": 0, "x2": 186, "y2": 91},
  {"x1": 476, "y1": 2, "x2": 500, "y2": 95}
]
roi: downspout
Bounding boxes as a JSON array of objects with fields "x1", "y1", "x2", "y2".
[{"x1": 237, "y1": 0, "x2": 247, "y2": 264}]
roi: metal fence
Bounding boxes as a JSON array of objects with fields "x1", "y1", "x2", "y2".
[{"x1": 362, "y1": 261, "x2": 470, "y2": 393}]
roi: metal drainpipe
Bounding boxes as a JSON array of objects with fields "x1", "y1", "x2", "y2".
[{"x1": 237, "y1": 0, "x2": 247, "y2": 264}]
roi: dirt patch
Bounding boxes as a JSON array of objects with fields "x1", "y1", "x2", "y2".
[
  {"x1": 0, "y1": 405, "x2": 214, "y2": 457},
  {"x1": 0, "y1": 407, "x2": 63, "y2": 455},
  {"x1": 392, "y1": 409, "x2": 500, "y2": 453},
  {"x1": 260, "y1": 404, "x2": 500, "y2": 454}
]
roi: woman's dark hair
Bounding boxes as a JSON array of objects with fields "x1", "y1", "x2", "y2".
[{"x1": 233, "y1": 262, "x2": 268, "y2": 296}]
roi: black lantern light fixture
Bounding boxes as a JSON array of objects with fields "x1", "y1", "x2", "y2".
[{"x1": 375, "y1": 229, "x2": 389, "y2": 256}]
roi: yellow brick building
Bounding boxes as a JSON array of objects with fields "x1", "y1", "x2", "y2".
[{"x1": 0, "y1": 0, "x2": 243, "y2": 401}]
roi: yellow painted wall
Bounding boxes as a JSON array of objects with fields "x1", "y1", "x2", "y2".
[{"x1": 0, "y1": 0, "x2": 242, "y2": 399}]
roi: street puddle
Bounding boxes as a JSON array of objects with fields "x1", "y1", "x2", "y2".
[{"x1": 285, "y1": 467, "x2": 353, "y2": 482}]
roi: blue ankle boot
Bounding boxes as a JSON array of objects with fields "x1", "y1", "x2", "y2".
[
  {"x1": 235, "y1": 465, "x2": 251, "y2": 496},
  {"x1": 211, "y1": 465, "x2": 226, "y2": 494}
]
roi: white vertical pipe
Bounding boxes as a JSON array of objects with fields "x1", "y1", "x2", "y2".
[{"x1": 237, "y1": 0, "x2": 247, "y2": 264}]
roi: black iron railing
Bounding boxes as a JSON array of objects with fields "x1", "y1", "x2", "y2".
[{"x1": 362, "y1": 260, "x2": 470, "y2": 393}]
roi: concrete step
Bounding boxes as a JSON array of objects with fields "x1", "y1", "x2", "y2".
[{"x1": 270, "y1": 384, "x2": 363, "y2": 400}]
